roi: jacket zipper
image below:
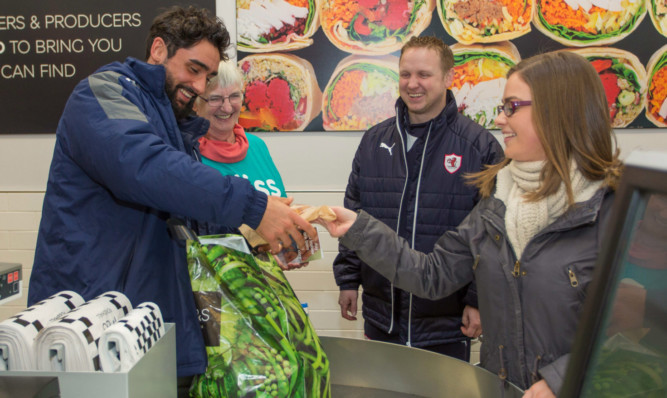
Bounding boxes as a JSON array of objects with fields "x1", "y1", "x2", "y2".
[
  {"x1": 568, "y1": 268, "x2": 579, "y2": 287},
  {"x1": 389, "y1": 114, "x2": 410, "y2": 335},
  {"x1": 531, "y1": 355, "x2": 542, "y2": 385},
  {"x1": 406, "y1": 121, "x2": 432, "y2": 347},
  {"x1": 498, "y1": 345, "x2": 508, "y2": 380},
  {"x1": 472, "y1": 254, "x2": 480, "y2": 271}
]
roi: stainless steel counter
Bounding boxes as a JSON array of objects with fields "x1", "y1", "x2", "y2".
[{"x1": 320, "y1": 336, "x2": 524, "y2": 398}]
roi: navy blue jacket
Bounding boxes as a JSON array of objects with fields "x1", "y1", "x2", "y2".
[
  {"x1": 333, "y1": 92, "x2": 504, "y2": 347},
  {"x1": 29, "y1": 58, "x2": 268, "y2": 377}
]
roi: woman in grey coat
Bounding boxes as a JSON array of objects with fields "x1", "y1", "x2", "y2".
[{"x1": 317, "y1": 51, "x2": 624, "y2": 398}]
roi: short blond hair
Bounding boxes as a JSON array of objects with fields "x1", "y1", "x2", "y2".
[{"x1": 400, "y1": 36, "x2": 454, "y2": 74}]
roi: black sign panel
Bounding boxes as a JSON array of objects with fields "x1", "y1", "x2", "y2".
[{"x1": 0, "y1": 0, "x2": 215, "y2": 134}]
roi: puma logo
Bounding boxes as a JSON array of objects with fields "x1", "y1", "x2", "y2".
[{"x1": 380, "y1": 142, "x2": 395, "y2": 156}]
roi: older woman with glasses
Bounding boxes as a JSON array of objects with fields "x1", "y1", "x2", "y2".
[
  {"x1": 316, "y1": 51, "x2": 624, "y2": 398},
  {"x1": 195, "y1": 60, "x2": 286, "y2": 200}
]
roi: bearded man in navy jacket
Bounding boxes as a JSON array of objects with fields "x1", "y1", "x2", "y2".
[{"x1": 29, "y1": 6, "x2": 314, "y2": 388}]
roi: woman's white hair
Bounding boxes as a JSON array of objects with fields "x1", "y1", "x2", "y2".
[
  {"x1": 196, "y1": 60, "x2": 243, "y2": 110},
  {"x1": 211, "y1": 60, "x2": 243, "y2": 91}
]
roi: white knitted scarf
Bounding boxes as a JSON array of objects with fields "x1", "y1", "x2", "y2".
[{"x1": 495, "y1": 160, "x2": 602, "y2": 259}]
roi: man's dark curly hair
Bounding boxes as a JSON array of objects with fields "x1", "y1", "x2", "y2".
[{"x1": 145, "y1": 6, "x2": 230, "y2": 61}]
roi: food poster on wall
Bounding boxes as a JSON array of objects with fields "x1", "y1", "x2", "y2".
[
  {"x1": 235, "y1": 0, "x2": 667, "y2": 131},
  {"x1": 0, "y1": 0, "x2": 215, "y2": 134}
]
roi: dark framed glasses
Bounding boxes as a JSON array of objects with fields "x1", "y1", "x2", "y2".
[
  {"x1": 496, "y1": 100, "x2": 532, "y2": 117},
  {"x1": 200, "y1": 92, "x2": 244, "y2": 107}
]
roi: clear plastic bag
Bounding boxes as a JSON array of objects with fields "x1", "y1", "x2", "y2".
[{"x1": 187, "y1": 234, "x2": 330, "y2": 398}]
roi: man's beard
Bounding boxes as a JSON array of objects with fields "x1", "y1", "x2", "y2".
[{"x1": 165, "y1": 72, "x2": 196, "y2": 119}]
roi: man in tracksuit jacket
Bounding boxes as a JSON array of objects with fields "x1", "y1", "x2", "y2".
[
  {"x1": 28, "y1": 6, "x2": 314, "y2": 382},
  {"x1": 334, "y1": 36, "x2": 504, "y2": 359}
]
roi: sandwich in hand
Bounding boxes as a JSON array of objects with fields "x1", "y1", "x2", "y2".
[
  {"x1": 645, "y1": 44, "x2": 667, "y2": 127},
  {"x1": 533, "y1": 0, "x2": 646, "y2": 46},
  {"x1": 238, "y1": 54, "x2": 322, "y2": 131},
  {"x1": 569, "y1": 47, "x2": 646, "y2": 127},
  {"x1": 438, "y1": 0, "x2": 534, "y2": 44},
  {"x1": 237, "y1": 0, "x2": 320, "y2": 52},
  {"x1": 648, "y1": 0, "x2": 667, "y2": 37},
  {"x1": 451, "y1": 42, "x2": 521, "y2": 128},
  {"x1": 240, "y1": 205, "x2": 335, "y2": 268},
  {"x1": 319, "y1": 0, "x2": 434, "y2": 54},
  {"x1": 322, "y1": 55, "x2": 399, "y2": 131}
]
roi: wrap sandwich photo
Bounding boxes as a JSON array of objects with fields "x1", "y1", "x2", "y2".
[
  {"x1": 533, "y1": 0, "x2": 647, "y2": 46},
  {"x1": 437, "y1": 0, "x2": 534, "y2": 44},
  {"x1": 645, "y1": 44, "x2": 667, "y2": 127},
  {"x1": 569, "y1": 47, "x2": 647, "y2": 128},
  {"x1": 238, "y1": 54, "x2": 323, "y2": 131},
  {"x1": 237, "y1": 0, "x2": 320, "y2": 52},
  {"x1": 321, "y1": 54, "x2": 399, "y2": 131},
  {"x1": 648, "y1": 0, "x2": 667, "y2": 37},
  {"x1": 450, "y1": 41, "x2": 521, "y2": 129},
  {"x1": 318, "y1": 0, "x2": 434, "y2": 55}
]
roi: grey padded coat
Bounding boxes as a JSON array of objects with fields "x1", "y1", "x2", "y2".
[{"x1": 340, "y1": 186, "x2": 615, "y2": 394}]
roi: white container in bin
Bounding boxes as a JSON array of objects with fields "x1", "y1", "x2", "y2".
[{"x1": 0, "y1": 323, "x2": 176, "y2": 398}]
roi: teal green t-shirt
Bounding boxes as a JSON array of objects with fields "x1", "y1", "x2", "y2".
[{"x1": 201, "y1": 134, "x2": 286, "y2": 197}]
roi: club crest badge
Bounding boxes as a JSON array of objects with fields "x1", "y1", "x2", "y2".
[{"x1": 444, "y1": 153, "x2": 462, "y2": 174}]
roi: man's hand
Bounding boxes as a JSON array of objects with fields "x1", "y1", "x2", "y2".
[
  {"x1": 522, "y1": 380, "x2": 555, "y2": 398},
  {"x1": 338, "y1": 290, "x2": 358, "y2": 320},
  {"x1": 461, "y1": 305, "x2": 482, "y2": 338},
  {"x1": 314, "y1": 206, "x2": 357, "y2": 238},
  {"x1": 256, "y1": 196, "x2": 316, "y2": 255}
]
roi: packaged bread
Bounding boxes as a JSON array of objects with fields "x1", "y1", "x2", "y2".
[{"x1": 239, "y1": 204, "x2": 336, "y2": 248}]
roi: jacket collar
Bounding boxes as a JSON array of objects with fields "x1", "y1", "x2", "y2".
[
  {"x1": 123, "y1": 57, "x2": 167, "y2": 99},
  {"x1": 179, "y1": 114, "x2": 210, "y2": 156},
  {"x1": 482, "y1": 186, "x2": 613, "y2": 233}
]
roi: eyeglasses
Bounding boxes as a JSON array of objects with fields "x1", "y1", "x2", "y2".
[
  {"x1": 201, "y1": 92, "x2": 243, "y2": 107},
  {"x1": 496, "y1": 100, "x2": 532, "y2": 117}
]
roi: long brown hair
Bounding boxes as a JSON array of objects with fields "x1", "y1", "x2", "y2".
[{"x1": 467, "y1": 51, "x2": 623, "y2": 205}]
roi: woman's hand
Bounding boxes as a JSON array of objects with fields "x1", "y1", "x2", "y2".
[
  {"x1": 522, "y1": 380, "x2": 555, "y2": 398},
  {"x1": 313, "y1": 206, "x2": 357, "y2": 237}
]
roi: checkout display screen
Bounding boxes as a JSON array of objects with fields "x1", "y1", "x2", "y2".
[{"x1": 580, "y1": 193, "x2": 667, "y2": 398}]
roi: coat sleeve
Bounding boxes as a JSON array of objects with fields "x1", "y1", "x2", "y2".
[
  {"x1": 538, "y1": 353, "x2": 570, "y2": 395},
  {"x1": 59, "y1": 71, "x2": 267, "y2": 229},
  {"x1": 340, "y1": 209, "x2": 477, "y2": 300},
  {"x1": 333, "y1": 141, "x2": 364, "y2": 290},
  {"x1": 459, "y1": 129, "x2": 503, "y2": 308}
]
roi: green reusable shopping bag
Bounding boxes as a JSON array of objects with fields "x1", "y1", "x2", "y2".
[{"x1": 187, "y1": 234, "x2": 330, "y2": 398}]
